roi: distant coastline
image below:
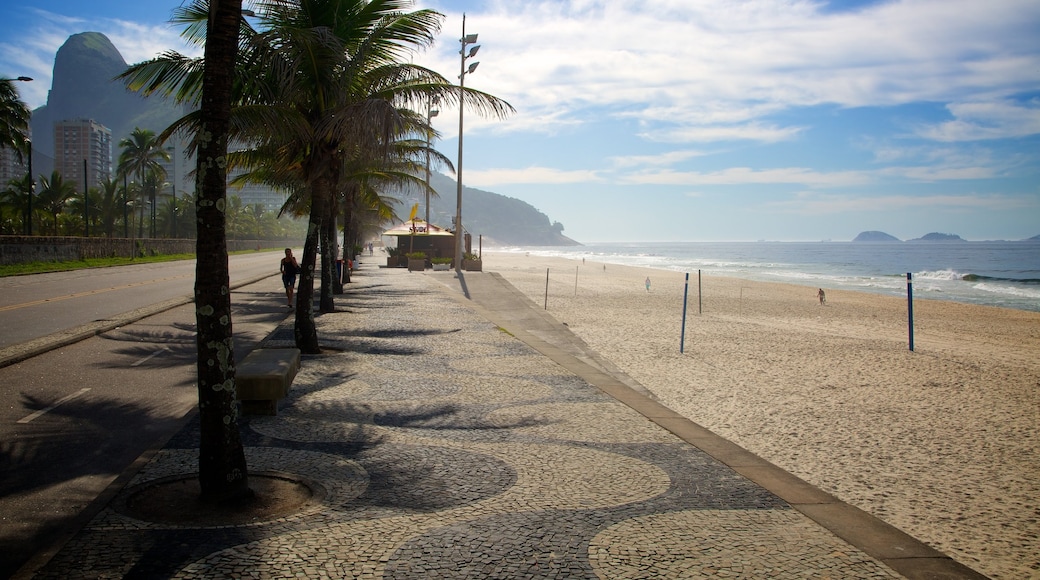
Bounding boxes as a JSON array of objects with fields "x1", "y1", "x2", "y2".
[
  {"x1": 492, "y1": 240, "x2": 1040, "y2": 312},
  {"x1": 851, "y1": 231, "x2": 1040, "y2": 243}
]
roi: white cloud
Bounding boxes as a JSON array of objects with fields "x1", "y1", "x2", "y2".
[
  {"x1": 416, "y1": 0, "x2": 1040, "y2": 144},
  {"x1": 463, "y1": 166, "x2": 603, "y2": 186},
  {"x1": 880, "y1": 165, "x2": 997, "y2": 181},
  {"x1": 609, "y1": 149, "x2": 711, "y2": 168},
  {"x1": 915, "y1": 99, "x2": 1040, "y2": 142},
  {"x1": 642, "y1": 123, "x2": 804, "y2": 144},
  {"x1": 621, "y1": 166, "x2": 872, "y2": 187}
]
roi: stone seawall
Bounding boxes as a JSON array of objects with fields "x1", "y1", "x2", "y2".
[{"x1": 0, "y1": 236, "x2": 289, "y2": 265}]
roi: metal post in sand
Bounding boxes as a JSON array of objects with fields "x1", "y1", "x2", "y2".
[
  {"x1": 681, "y1": 272, "x2": 690, "y2": 353},
  {"x1": 907, "y1": 272, "x2": 915, "y2": 351}
]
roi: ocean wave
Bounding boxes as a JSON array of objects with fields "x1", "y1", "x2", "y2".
[
  {"x1": 972, "y1": 282, "x2": 1040, "y2": 299},
  {"x1": 915, "y1": 269, "x2": 964, "y2": 281},
  {"x1": 961, "y1": 274, "x2": 1040, "y2": 284}
]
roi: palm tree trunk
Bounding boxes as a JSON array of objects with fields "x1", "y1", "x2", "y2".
[
  {"x1": 321, "y1": 213, "x2": 338, "y2": 300},
  {"x1": 193, "y1": 0, "x2": 250, "y2": 503},
  {"x1": 329, "y1": 210, "x2": 343, "y2": 295},
  {"x1": 294, "y1": 181, "x2": 327, "y2": 353},
  {"x1": 341, "y1": 189, "x2": 355, "y2": 284},
  {"x1": 318, "y1": 180, "x2": 337, "y2": 312}
]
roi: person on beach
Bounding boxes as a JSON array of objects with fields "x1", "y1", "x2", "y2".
[
  {"x1": 817, "y1": 288, "x2": 826, "y2": 305},
  {"x1": 645, "y1": 276, "x2": 651, "y2": 292},
  {"x1": 280, "y1": 248, "x2": 300, "y2": 309}
]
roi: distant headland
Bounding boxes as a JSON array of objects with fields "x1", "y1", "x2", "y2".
[{"x1": 853, "y1": 231, "x2": 1039, "y2": 242}]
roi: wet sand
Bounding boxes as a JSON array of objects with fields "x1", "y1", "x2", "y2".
[{"x1": 485, "y1": 250, "x2": 1039, "y2": 580}]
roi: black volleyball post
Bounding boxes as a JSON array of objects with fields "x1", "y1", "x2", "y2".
[
  {"x1": 907, "y1": 272, "x2": 915, "y2": 352},
  {"x1": 680, "y1": 272, "x2": 690, "y2": 353}
]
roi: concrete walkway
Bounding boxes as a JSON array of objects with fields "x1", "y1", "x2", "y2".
[{"x1": 24, "y1": 263, "x2": 984, "y2": 579}]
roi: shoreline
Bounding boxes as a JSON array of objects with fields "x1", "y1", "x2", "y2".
[
  {"x1": 483, "y1": 250, "x2": 1040, "y2": 580},
  {"x1": 483, "y1": 242, "x2": 1040, "y2": 314}
]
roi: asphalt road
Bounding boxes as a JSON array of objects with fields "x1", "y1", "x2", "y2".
[
  {"x1": 0, "y1": 251, "x2": 287, "y2": 350},
  {"x1": 0, "y1": 251, "x2": 299, "y2": 578}
]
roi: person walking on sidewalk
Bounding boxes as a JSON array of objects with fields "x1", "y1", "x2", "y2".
[{"x1": 280, "y1": 248, "x2": 300, "y2": 309}]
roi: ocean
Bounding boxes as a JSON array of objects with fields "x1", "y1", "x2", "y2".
[{"x1": 493, "y1": 241, "x2": 1040, "y2": 313}]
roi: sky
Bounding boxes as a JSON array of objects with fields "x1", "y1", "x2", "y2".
[{"x1": 2, "y1": 0, "x2": 1038, "y2": 243}]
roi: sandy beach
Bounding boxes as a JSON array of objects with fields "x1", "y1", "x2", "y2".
[{"x1": 483, "y1": 250, "x2": 1039, "y2": 580}]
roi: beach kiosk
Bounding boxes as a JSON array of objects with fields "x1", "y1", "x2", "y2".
[{"x1": 381, "y1": 219, "x2": 457, "y2": 268}]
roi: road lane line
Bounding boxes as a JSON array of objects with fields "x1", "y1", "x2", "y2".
[
  {"x1": 0, "y1": 273, "x2": 194, "y2": 313},
  {"x1": 131, "y1": 346, "x2": 170, "y2": 367},
  {"x1": 16, "y1": 388, "x2": 92, "y2": 424}
]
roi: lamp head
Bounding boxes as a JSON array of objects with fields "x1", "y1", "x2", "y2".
[
  {"x1": 467, "y1": 45, "x2": 480, "y2": 58},
  {"x1": 463, "y1": 33, "x2": 478, "y2": 44},
  {"x1": 467, "y1": 62, "x2": 480, "y2": 74}
]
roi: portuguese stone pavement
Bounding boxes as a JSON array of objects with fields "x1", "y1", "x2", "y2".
[{"x1": 27, "y1": 263, "x2": 971, "y2": 579}]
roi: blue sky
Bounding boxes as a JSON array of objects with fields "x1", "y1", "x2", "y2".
[{"x1": 2, "y1": 0, "x2": 1038, "y2": 242}]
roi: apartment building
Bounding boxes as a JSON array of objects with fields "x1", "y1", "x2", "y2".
[{"x1": 54, "y1": 119, "x2": 112, "y2": 193}]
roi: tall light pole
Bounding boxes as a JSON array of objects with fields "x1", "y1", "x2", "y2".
[
  {"x1": 455, "y1": 14, "x2": 479, "y2": 274},
  {"x1": 3, "y1": 76, "x2": 34, "y2": 235},
  {"x1": 424, "y1": 97, "x2": 439, "y2": 226}
]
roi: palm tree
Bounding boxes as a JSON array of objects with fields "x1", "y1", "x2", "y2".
[
  {"x1": 36, "y1": 171, "x2": 76, "y2": 235},
  {"x1": 240, "y1": 0, "x2": 511, "y2": 349},
  {"x1": 120, "y1": 0, "x2": 512, "y2": 354},
  {"x1": 141, "y1": 169, "x2": 169, "y2": 237},
  {"x1": 1, "y1": 174, "x2": 32, "y2": 234},
  {"x1": 96, "y1": 178, "x2": 122, "y2": 237},
  {"x1": 117, "y1": 128, "x2": 170, "y2": 238},
  {"x1": 1, "y1": 79, "x2": 32, "y2": 233},
  {"x1": 66, "y1": 186, "x2": 104, "y2": 236},
  {"x1": 192, "y1": 0, "x2": 250, "y2": 503},
  {"x1": 0, "y1": 78, "x2": 31, "y2": 162},
  {"x1": 115, "y1": 0, "x2": 250, "y2": 502}
]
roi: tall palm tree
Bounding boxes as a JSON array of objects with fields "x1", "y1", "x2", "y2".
[
  {"x1": 120, "y1": 0, "x2": 512, "y2": 353},
  {"x1": 115, "y1": 0, "x2": 250, "y2": 502},
  {"x1": 117, "y1": 128, "x2": 170, "y2": 238},
  {"x1": 242, "y1": 0, "x2": 511, "y2": 349},
  {"x1": 192, "y1": 0, "x2": 250, "y2": 503},
  {"x1": 36, "y1": 171, "x2": 76, "y2": 235}
]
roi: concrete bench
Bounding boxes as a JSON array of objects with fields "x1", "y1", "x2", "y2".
[{"x1": 236, "y1": 348, "x2": 301, "y2": 415}]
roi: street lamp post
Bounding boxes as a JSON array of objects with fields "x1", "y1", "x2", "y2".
[
  {"x1": 425, "y1": 98, "x2": 439, "y2": 226},
  {"x1": 83, "y1": 158, "x2": 89, "y2": 236},
  {"x1": 26, "y1": 132, "x2": 32, "y2": 235},
  {"x1": 3, "y1": 76, "x2": 34, "y2": 235},
  {"x1": 454, "y1": 14, "x2": 479, "y2": 274}
]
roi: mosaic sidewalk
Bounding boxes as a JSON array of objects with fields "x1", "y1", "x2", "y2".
[{"x1": 30, "y1": 265, "x2": 958, "y2": 579}]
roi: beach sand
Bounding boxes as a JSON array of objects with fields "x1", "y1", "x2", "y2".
[{"x1": 483, "y1": 250, "x2": 1039, "y2": 580}]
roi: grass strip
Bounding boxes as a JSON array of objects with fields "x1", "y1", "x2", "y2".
[{"x1": 0, "y1": 248, "x2": 279, "y2": 277}]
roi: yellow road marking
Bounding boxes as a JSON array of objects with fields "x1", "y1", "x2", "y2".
[{"x1": 0, "y1": 273, "x2": 193, "y2": 313}]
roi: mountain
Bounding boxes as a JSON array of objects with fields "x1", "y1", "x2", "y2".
[
  {"x1": 29, "y1": 32, "x2": 183, "y2": 176},
  {"x1": 852, "y1": 231, "x2": 900, "y2": 242},
  {"x1": 398, "y1": 172, "x2": 580, "y2": 246},
  {"x1": 910, "y1": 232, "x2": 965, "y2": 242},
  {"x1": 1028, "y1": 234, "x2": 1040, "y2": 241},
  {"x1": 33, "y1": 32, "x2": 577, "y2": 246}
]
